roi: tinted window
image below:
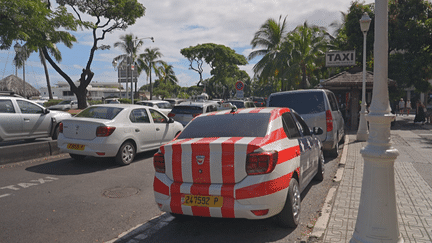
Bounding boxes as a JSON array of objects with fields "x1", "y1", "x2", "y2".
[
  {"x1": 177, "y1": 113, "x2": 270, "y2": 138},
  {"x1": 293, "y1": 112, "x2": 311, "y2": 136},
  {"x1": 0, "y1": 100, "x2": 15, "y2": 113},
  {"x1": 17, "y1": 100, "x2": 44, "y2": 114},
  {"x1": 150, "y1": 109, "x2": 167, "y2": 123},
  {"x1": 75, "y1": 106, "x2": 123, "y2": 120},
  {"x1": 228, "y1": 101, "x2": 245, "y2": 108},
  {"x1": 328, "y1": 92, "x2": 339, "y2": 111},
  {"x1": 282, "y1": 113, "x2": 301, "y2": 138},
  {"x1": 130, "y1": 109, "x2": 150, "y2": 123},
  {"x1": 268, "y1": 92, "x2": 325, "y2": 114},
  {"x1": 171, "y1": 106, "x2": 203, "y2": 114}
]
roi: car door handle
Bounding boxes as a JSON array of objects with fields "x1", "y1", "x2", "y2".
[
  {"x1": 156, "y1": 128, "x2": 160, "y2": 131},
  {"x1": 24, "y1": 118, "x2": 30, "y2": 121},
  {"x1": 135, "y1": 129, "x2": 140, "y2": 132}
]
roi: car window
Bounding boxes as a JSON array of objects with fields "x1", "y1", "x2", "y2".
[
  {"x1": 17, "y1": 100, "x2": 44, "y2": 114},
  {"x1": 292, "y1": 112, "x2": 311, "y2": 136},
  {"x1": 177, "y1": 113, "x2": 270, "y2": 139},
  {"x1": 205, "y1": 105, "x2": 217, "y2": 113},
  {"x1": 157, "y1": 103, "x2": 172, "y2": 109},
  {"x1": 130, "y1": 109, "x2": 150, "y2": 123},
  {"x1": 282, "y1": 112, "x2": 301, "y2": 138},
  {"x1": 328, "y1": 92, "x2": 339, "y2": 111},
  {"x1": 75, "y1": 106, "x2": 123, "y2": 120},
  {"x1": 150, "y1": 109, "x2": 167, "y2": 123},
  {"x1": 228, "y1": 101, "x2": 245, "y2": 108},
  {"x1": 268, "y1": 92, "x2": 325, "y2": 114},
  {"x1": 0, "y1": 100, "x2": 15, "y2": 113},
  {"x1": 171, "y1": 106, "x2": 203, "y2": 114}
]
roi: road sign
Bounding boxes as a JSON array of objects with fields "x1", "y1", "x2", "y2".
[
  {"x1": 236, "y1": 90, "x2": 244, "y2": 98},
  {"x1": 235, "y1": 81, "x2": 244, "y2": 91}
]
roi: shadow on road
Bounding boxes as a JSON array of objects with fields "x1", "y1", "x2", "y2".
[{"x1": 25, "y1": 150, "x2": 157, "y2": 176}]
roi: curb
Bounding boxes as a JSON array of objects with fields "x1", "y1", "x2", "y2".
[
  {"x1": 0, "y1": 140, "x2": 62, "y2": 165},
  {"x1": 309, "y1": 134, "x2": 350, "y2": 240}
]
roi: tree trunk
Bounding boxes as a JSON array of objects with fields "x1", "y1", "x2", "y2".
[{"x1": 40, "y1": 48, "x2": 53, "y2": 100}]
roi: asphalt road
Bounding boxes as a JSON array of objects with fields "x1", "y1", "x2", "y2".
[{"x1": 0, "y1": 148, "x2": 341, "y2": 243}]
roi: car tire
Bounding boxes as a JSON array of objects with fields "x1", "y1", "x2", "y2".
[
  {"x1": 69, "y1": 153, "x2": 86, "y2": 160},
  {"x1": 52, "y1": 125, "x2": 60, "y2": 140},
  {"x1": 313, "y1": 150, "x2": 325, "y2": 181},
  {"x1": 115, "y1": 141, "x2": 135, "y2": 166},
  {"x1": 275, "y1": 178, "x2": 300, "y2": 228},
  {"x1": 327, "y1": 140, "x2": 339, "y2": 158}
]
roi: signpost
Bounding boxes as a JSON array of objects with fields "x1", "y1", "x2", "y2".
[{"x1": 235, "y1": 81, "x2": 244, "y2": 99}]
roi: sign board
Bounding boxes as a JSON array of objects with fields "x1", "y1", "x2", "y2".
[
  {"x1": 235, "y1": 81, "x2": 244, "y2": 91},
  {"x1": 325, "y1": 50, "x2": 356, "y2": 67},
  {"x1": 117, "y1": 68, "x2": 138, "y2": 83},
  {"x1": 236, "y1": 90, "x2": 244, "y2": 98}
]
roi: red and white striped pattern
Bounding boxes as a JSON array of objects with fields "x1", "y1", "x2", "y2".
[{"x1": 154, "y1": 107, "x2": 302, "y2": 219}]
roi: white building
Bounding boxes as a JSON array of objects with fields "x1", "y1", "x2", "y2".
[{"x1": 39, "y1": 81, "x2": 130, "y2": 100}]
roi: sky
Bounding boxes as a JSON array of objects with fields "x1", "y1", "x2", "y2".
[{"x1": 0, "y1": 0, "x2": 375, "y2": 91}]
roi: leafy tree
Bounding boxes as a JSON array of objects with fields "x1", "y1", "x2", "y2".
[
  {"x1": 137, "y1": 47, "x2": 164, "y2": 100},
  {"x1": 180, "y1": 43, "x2": 248, "y2": 99},
  {"x1": 42, "y1": 0, "x2": 146, "y2": 108}
]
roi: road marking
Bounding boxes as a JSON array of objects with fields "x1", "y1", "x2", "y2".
[{"x1": 0, "y1": 176, "x2": 59, "y2": 198}]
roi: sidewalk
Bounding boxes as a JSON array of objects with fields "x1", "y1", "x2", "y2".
[{"x1": 314, "y1": 115, "x2": 432, "y2": 242}]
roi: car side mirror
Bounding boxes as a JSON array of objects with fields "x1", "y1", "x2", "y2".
[
  {"x1": 312, "y1": 127, "x2": 323, "y2": 135},
  {"x1": 44, "y1": 108, "x2": 50, "y2": 114},
  {"x1": 168, "y1": 117, "x2": 174, "y2": 123}
]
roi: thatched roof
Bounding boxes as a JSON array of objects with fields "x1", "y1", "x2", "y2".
[
  {"x1": 318, "y1": 66, "x2": 396, "y2": 89},
  {"x1": 0, "y1": 75, "x2": 40, "y2": 98}
]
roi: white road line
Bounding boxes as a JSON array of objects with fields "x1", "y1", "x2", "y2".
[{"x1": 0, "y1": 194, "x2": 11, "y2": 198}]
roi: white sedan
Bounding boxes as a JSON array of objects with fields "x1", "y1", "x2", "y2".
[
  {"x1": 57, "y1": 104, "x2": 184, "y2": 165},
  {"x1": 136, "y1": 100, "x2": 173, "y2": 116}
]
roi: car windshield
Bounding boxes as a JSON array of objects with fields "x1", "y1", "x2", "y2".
[
  {"x1": 177, "y1": 113, "x2": 270, "y2": 138},
  {"x1": 75, "y1": 106, "x2": 123, "y2": 120},
  {"x1": 268, "y1": 92, "x2": 325, "y2": 114},
  {"x1": 171, "y1": 105, "x2": 203, "y2": 114},
  {"x1": 156, "y1": 103, "x2": 172, "y2": 109}
]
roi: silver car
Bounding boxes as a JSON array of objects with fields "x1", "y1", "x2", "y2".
[
  {"x1": 168, "y1": 101, "x2": 219, "y2": 127},
  {"x1": 0, "y1": 95, "x2": 71, "y2": 142},
  {"x1": 267, "y1": 89, "x2": 345, "y2": 157}
]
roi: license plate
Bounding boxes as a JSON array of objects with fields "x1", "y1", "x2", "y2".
[
  {"x1": 67, "y1": 143, "x2": 85, "y2": 151},
  {"x1": 182, "y1": 195, "x2": 223, "y2": 207}
]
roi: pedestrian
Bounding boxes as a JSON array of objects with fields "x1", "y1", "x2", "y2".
[
  {"x1": 406, "y1": 99, "x2": 412, "y2": 116},
  {"x1": 398, "y1": 98, "x2": 405, "y2": 116},
  {"x1": 414, "y1": 100, "x2": 426, "y2": 124}
]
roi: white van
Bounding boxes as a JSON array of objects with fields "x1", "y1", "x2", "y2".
[{"x1": 267, "y1": 89, "x2": 345, "y2": 157}]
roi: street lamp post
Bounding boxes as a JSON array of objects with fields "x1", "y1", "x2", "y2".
[
  {"x1": 357, "y1": 12, "x2": 371, "y2": 141},
  {"x1": 112, "y1": 60, "x2": 123, "y2": 99},
  {"x1": 14, "y1": 43, "x2": 25, "y2": 98},
  {"x1": 350, "y1": 0, "x2": 403, "y2": 242}
]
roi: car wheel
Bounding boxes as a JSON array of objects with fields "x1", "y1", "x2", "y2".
[
  {"x1": 327, "y1": 140, "x2": 339, "y2": 158},
  {"x1": 69, "y1": 153, "x2": 86, "y2": 160},
  {"x1": 275, "y1": 178, "x2": 300, "y2": 228},
  {"x1": 313, "y1": 150, "x2": 325, "y2": 181},
  {"x1": 52, "y1": 125, "x2": 60, "y2": 140},
  {"x1": 115, "y1": 141, "x2": 135, "y2": 166}
]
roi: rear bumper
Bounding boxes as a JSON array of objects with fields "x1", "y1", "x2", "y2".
[
  {"x1": 153, "y1": 172, "x2": 292, "y2": 220},
  {"x1": 57, "y1": 135, "x2": 120, "y2": 157}
]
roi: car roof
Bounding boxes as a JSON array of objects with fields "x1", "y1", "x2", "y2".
[
  {"x1": 199, "y1": 107, "x2": 290, "y2": 117},
  {"x1": 177, "y1": 101, "x2": 215, "y2": 107},
  {"x1": 270, "y1": 89, "x2": 327, "y2": 96}
]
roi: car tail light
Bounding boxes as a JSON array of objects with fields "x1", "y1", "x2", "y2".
[
  {"x1": 168, "y1": 112, "x2": 175, "y2": 118},
  {"x1": 326, "y1": 110, "x2": 333, "y2": 132},
  {"x1": 59, "y1": 122, "x2": 63, "y2": 133},
  {"x1": 154, "y1": 152, "x2": 165, "y2": 173},
  {"x1": 192, "y1": 113, "x2": 201, "y2": 118},
  {"x1": 96, "y1": 126, "x2": 116, "y2": 137},
  {"x1": 246, "y1": 151, "x2": 278, "y2": 175},
  {"x1": 251, "y1": 209, "x2": 269, "y2": 216}
]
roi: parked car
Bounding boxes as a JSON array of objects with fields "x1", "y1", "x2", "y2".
[
  {"x1": 48, "y1": 100, "x2": 79, "y2": 111},
  {"x1": 225, "y1": 99, "x2": 256, "y2": 109},
  {"x1": 168, "y1": 101, "x2": 219, "y2": 127},
  {"x1": 57, "y1": 104, "x2": 183, "y2": 165},
  {"x1": 0, "y1": 95, "x2": 72, "y2": 142},
  {"x1": 104, "y1": 98, "x2": 120, "y2": 104},
  {"x1": 136, "y1": 100, "x2": 173, "y2": 116},
  {"x1": 252, "y1": 97, "x2": 266, "y2": 107},
  {"x1": 153, "y1": 107, "x2": 324, "y2": 228},
  {"x1": 164, "y1": 98, "x2": 186, "y2": 106},
  {"x1": 267, "y1": 89, "x2": 345, "y2": 157}
]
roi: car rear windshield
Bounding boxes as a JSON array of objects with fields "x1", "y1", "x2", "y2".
[
  {"x1": 75, "y1": 106, "x2": 123, "y2": 120},
  {"x1": 171, "y1": 106, "x2": 203, "y2": 114},
  {"x1": 227, "y1": 101, "x2": 245, "y2": 108},
  {"x1": 268, "y1": 92, "x2": 325, "y2": 114},
  {"x1": 177, "y1": 113, "x2": 270, "y2": 138}
]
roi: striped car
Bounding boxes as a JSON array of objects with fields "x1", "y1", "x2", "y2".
[{"x1": 153, "y1": 107, "x2": 324, "y2": 228}]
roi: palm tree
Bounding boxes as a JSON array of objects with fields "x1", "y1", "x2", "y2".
[
  {"x1": 248, "y1": 15, "x2": 292, "y2": 90},
  {"x1": 287, "y1": 21, "x2": 329, "y2": 89},
  {"x1": 113, "y1": 34, "x2": 144, "y2": 100},
  {"x1": 157, "y1": 62, "x2": 178, "y2": 85},
  {"x1": 137, "y1": 47, "x2": 163, "y2": 100}
]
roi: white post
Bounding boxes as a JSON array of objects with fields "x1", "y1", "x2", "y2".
[
  {"x1": 350, "y1": 0, "x2": 403, "y2": 242},
  {"x1": 357, "y1": 28, "x2": 369, "y2": 141}
]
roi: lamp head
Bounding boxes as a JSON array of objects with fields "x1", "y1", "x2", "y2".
[
  {"x1": 359, "y1": 12, "x2": 372, "y2": 33},
  {"x1": 112, "y1": 60, "x2": 118, "y2": 68}
]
